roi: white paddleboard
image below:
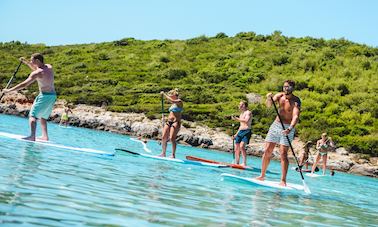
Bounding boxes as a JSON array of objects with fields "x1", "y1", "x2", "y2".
[
  {"x1": 305, "y1": 173, "x2": 326, "y2": 178},
  {"x1": 221, "y1": 173, "x2": 304, "y2": 191},
  {"x1": 115, "y1": 148, "x2": 228, "y2": 168},
  {"x1": 58, "y1": 125, "x2": 72, "y2": 129},
  {"x1": 0, "y1": 131, "x2": 114, "y2": 156},
  {"x1": 130, "y1": 138, "x2": 152, "y2": 153}
]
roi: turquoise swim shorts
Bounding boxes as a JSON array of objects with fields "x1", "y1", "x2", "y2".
[{"x1": 29, "y1": 92, "x2": 57, "y2": 119}]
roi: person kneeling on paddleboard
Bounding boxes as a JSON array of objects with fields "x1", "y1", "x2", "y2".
[
  {"x1": 159, "y1": 89, "x2": 183, "y2": 158},
  {"x1": 296, "y1": 140, "x2": 318, "y2": 172},
  {"x1": 256, "y1": 80, "x2": 301, "y2": 187}
]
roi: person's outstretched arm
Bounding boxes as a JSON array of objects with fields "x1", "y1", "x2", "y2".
[{"x1": 2, "y1": 71, "x2": 39, "y2": 93}]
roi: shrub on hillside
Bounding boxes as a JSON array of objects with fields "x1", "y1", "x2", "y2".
[
  {"x1": 162, "y1": 68, "x2": 187, "y2": 80},
  {"x1": 214, "y1": 32, "x2": 228, "y2": 39}
]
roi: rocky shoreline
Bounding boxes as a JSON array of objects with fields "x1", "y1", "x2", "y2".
[{"x1": 1, "y1": 93, "x2": 377, "y2": 178}]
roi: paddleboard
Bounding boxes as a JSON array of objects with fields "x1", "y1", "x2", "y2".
[
  {"x1": 305, "y1": 173, "x2": 326, "y2": 178},
  {"x1": 291, "y1": 166, "x2": 319, "y2": 173},
  {"x1": 130, "y1": 138, "x2": 152, "y2": 153},
  {"x1": 58, "y1": 125, "x2": 72, "y2": 129},
  {"x1": 115, "y1": 148, "x2": 228, "y2": 168},
  {"x1": 221, "y1": 173, "x2": 304, "y2": 191},
  {"x1": 0, "y1": 131, "x2": 114, "y2": 156},
  {"x1": 186, "y1": 155, "x2": 278, "y2": 174}
]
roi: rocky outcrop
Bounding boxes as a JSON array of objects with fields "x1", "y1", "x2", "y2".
[
  {"x1": 349, "y1": 164, "x2": 378, "y2": 177},
  {"x1": 336, "y1": 147, "x2": 349, "y2": 156},
  {"x1": 0, "y1": 92, "x2": 377, "y2": 178},
  {"x1": 246, "y1": 93, "x2": 262, "y2": 104}
]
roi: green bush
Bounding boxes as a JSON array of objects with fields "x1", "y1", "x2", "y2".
[
  {"x1": 214, "y1": 32, "x2": 228, "y2": 39},
  {"x1": 162, "y1": 68, "x2": 187, "y2": 80}
]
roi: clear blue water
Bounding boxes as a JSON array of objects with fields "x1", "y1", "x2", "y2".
[{"x1": 0, "y1": 114, "x2": 377, "y2": 226}]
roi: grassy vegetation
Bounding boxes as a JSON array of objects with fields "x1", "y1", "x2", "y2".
[{"x1": 0, "y1": 31, "x2": 377, "y2": 156}]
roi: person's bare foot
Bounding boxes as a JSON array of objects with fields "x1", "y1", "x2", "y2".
[
  {"x1": 158, "y1": 153, "x2": 166, "y2": 157},
  {"x1": 255, "y1": 176, "x2": 265, "y2": 181},
  {"x1": 279, "y1": 181, "x2": 287, "y2": 187},
  {"x1": 22, "y1": 136, "x2": 35, "y2": 141},
  {"x1": 170, "y1": 155, "x2": 176, "y2": 159},
  {"x1": 37, "y1": 136, "x2": 49, "y2": 141}
]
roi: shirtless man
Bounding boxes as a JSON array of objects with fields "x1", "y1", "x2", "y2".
[
  {"x1": 2, "y1": 53, "x2": 56, "y2": 141},
  {"x1": 256, "y1": 80, "x2": 301, "y2": 186},
  {"x1": 232, "y1": 101, "x2": 252, "y2": 166}
]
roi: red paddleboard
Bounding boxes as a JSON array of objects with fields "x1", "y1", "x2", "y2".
[{"x1": 186, "y1": 155, "x2": 278, "y2": 174}]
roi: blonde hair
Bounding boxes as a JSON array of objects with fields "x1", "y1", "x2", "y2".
[{"x1": 168, "y1": 88, "x2": 179, "y2": 96}]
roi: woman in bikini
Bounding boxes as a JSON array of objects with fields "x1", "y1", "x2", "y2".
[
  {"x1": 311, "y1": 132, "x2": 335, "y2": 175},
  {"x1": 159, "y1": 89, "x2": 183, "y2": 158},
  {"x1": 59, "y1": 105, "x2": 72, "y2": 127}
]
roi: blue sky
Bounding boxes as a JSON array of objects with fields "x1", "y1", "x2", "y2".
[{"x1": 0, "y1": 0, "x2": 377, "y2": 47}]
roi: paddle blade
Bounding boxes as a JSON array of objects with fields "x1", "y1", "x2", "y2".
[
  {"x1": 115, "y1": 148, "x2": 140, "y2": 155},
  {"x1": 302, "y1": 180, "x2": 311, "y2": 194}
]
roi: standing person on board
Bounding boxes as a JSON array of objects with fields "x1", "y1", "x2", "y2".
[
  {"x1": 59, "y1": 104, "x2": 72, "y2": 127},
  {"x1": 311, "y1": 132, "x2": 335, "y2": 175},
  {"x1": 232, "y1": 101, "x2": 252, "y2": 166},
  {"x1": 159, "y1": 89, "x2": 183, "y2": 158},
  {"x1": 256, "y1": 80, "x2": 301, "y2": 186},
  {"x1": 2, "y1": 53, "x2": 56, "y2": 141}
]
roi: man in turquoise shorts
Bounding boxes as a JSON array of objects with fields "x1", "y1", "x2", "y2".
[
  {"x1": 2, "y1": 53, "x2": 56, "y2": 141},
  {"x1": 232, "y1": 101, "x2": 252, "y2": 167}
]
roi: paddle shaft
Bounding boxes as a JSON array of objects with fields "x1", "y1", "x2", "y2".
[
  {"x1": 232, "y1": 124, "x2": 235, "y2": 159},
  {"x1": 270, "y1": 97, "x2": 305, "y2": 181},
  {"x1": 0, "y1": 61, "x2": 22, "y2": 101},
  {"x1": 161, "y1": 95, "x2": 164, "y2": 125}
]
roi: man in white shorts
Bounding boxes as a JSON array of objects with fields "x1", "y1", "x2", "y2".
[{"x1": 256, "y1": 80, "x2": 301, "y2": 186}]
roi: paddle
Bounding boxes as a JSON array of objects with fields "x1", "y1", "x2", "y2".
[
  {"x1": 270, "y1": 96, "x2": 311, "y2": 194},
  {"x1": 0, "y1": 61, "x2": 22, "y2": 101},
  {"x1": 161, "y1": 93, "x2": 164, "y2": 129},
  {"x1": 115, "y1": 148, "x2": 140, "y2": 155},
  {"x1": 159, "y1": 93, "x2": 165, "y2": 145},
  {"x1": 232, "y1": 123, "x2": 235, "y2": 160}
]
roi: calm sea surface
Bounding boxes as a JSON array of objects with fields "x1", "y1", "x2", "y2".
[{"x1": 0, "y1": 114, "x2": 377, "y2": 226}]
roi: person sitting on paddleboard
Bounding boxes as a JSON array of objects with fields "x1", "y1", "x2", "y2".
[
  {"x1": 232, "y1": 101, "x2": 252, "y2": 167},
  {"x1": 159, "y1": 89, "x2": 183, "y2": 158},
  {"x1": 256, "y1": 80, "x2": 301, "y2": 187},
  {"x1": 2, "y1": 53, "x2": 56, "y2": 141},
  {"x1": 311, "y1": 132, "x2": 335, "y2": 175}
]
